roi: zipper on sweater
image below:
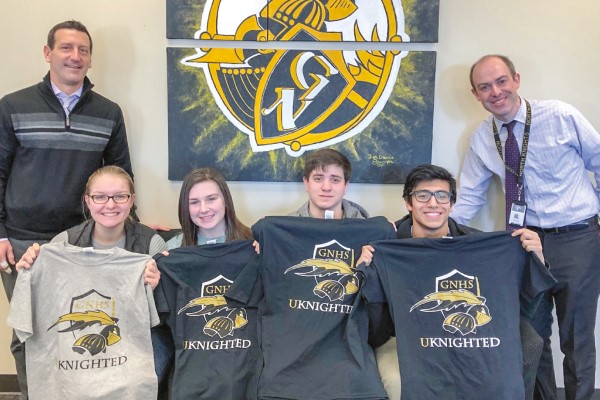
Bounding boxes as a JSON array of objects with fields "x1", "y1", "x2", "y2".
[{"x1": 66, "y1": 115, "x2": 70, "y2": 128}]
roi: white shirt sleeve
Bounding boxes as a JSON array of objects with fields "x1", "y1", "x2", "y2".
[{"x1": 451, "y1": 143, "x2": 496, "y2": 225}]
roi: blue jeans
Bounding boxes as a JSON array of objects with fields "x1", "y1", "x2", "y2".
[{"x1": 151, "y1": 325, "x2": 174, "y2": 384}]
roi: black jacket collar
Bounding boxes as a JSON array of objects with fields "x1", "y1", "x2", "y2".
[{"x1": 394, "y1": 214, "x2": 479, "y2": 239}]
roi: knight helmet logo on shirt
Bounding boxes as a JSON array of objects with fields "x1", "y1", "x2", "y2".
[
  {"x1": 181, "y1": 0, "x2": 409, "y2": 156},
  {"x1": 178, "y1": 275, "x2": 248, "y2": 339},
  {"x1": 410, "y1": 269, "x2": 492, "y2": 336},
  {"x1": 285, "y1": 239, "x2": 359, "y2": 301},
  {"x1": 48, "y1": 289, "x2": 121, "y2": 356}
]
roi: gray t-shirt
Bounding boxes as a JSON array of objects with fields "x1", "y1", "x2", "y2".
[{"x1": 8, "y1": 242, "x2": 159, "y2": 400}]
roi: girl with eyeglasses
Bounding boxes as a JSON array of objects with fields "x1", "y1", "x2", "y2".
[
  {"x1": 16, "y1": 165, "x2": 168, "y2": 269},
  {"x1": 15, "y1": 165, "x2": 171, "y2": 398}
]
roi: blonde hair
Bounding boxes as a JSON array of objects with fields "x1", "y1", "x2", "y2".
[
  {"x1": 85, "y1": 165, "x2": 134, "y2": 195},
  {"x1": 83, "y1": 166, "x2": 135, "y2": 221}
]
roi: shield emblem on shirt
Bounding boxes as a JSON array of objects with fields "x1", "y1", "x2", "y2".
[
  {"x1": 312, "y1": 239, "x2": 355, "y2": 268},
  {"x1": 435, "y1": 269, "x2": 480, "y2": 318},
  {"x1": 69, "y1": 289, "x2": 115, "y2": 333},
  {"x1": 199, "y1": 274, "x2": 234, "y2": 323},
  {"x1": 68, "y1": 289, "x2": 116, "y2": 340},
  {"x1": 177, "y1": 275, "x2": 248, "y2": 339},
  {"x1": 47, "y1": 289, "x2": 121, "y2": 356},
  {"x1": 284, "y1": 239, "x2": 358, "y2": 302}
]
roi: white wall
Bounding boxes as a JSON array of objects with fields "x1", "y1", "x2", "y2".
[{"x1": 1, "y1": 0, "x2": 599, "y2": 387}]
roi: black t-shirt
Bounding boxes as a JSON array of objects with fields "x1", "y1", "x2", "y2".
[
  {"x1": 227, "y1": 216, "x2": 396, "y2": 400},
  {"x1": 361, "y1": 231, "x2": 556, "y2": 400},
  {"x1": 155, "y1": 240, "x2": 260, "y2": 400}
]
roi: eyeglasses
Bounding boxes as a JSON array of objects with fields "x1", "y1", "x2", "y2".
[
  {"x1": 409, "y1": 190, "x2": 451, "y2": 204},
  {"x1": 88, "y1": 194, "x2": 132, "y2": 204}
]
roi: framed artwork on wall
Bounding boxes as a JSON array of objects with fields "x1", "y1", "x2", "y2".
[
  {"x1": 167, "y1": 48, "x2": 435, "y2": 183},
  {"x1": 167, "y1": 0, "x2": 439, "y2": 43},
  {"x1": 166, "y1": 0, "x2": 439, "y2": 183}
]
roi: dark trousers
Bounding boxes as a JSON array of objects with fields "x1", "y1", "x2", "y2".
[
  {"x1": 522, "y1": 317, "x2": 544, "y2": 400},
  {"x1": 151, "y1": 324, "x2": 174, "y2": 399},
  {"x1": 1, "y1": 238, "x2": 47, "y2": 400},
  {"x1": 530, "y1": 222, "x2": 600, "y2": 400}
]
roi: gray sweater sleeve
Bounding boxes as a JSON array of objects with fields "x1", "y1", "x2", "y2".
[{"x1": 149, "y1": 234, "x2": 168, "y2": 256}]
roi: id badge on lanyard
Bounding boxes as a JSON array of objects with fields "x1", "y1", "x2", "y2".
[{"x1": 493, "y1": 100, "x2": 532, "y2": 228}]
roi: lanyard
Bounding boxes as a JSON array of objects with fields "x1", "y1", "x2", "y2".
[{"x1": 492, "y1": 99, "x2": 531, "y2": 187}]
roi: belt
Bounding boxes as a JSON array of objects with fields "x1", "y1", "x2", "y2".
[{"x1": 528, "y1": 216, "x2": 598, "y2": 234}]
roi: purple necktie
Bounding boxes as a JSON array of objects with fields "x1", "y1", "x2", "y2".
[{"x1": 503, "y1": 120, "x2": 520, "y2": 228}]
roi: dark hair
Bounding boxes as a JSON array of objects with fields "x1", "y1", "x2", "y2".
[
  {"x1": 403, "y1": 164, "x2": 457, "y2": 205},
  {"x1": 302, "y1": 149, "x2": 351, "y2": 182},
  {"x1": 47, "y1": 20, "x2": 93, "y2": 53},
  {"x1": 178, "y1": 168, "x2": 252, "y2": 247},
  {"x1": 469, "y1": 54, "x2": 516, "y2": 90}
]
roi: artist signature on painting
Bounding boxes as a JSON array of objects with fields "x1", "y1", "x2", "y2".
[{"x1": 367, "y1": 154, "x2": 395, "y2": 167}]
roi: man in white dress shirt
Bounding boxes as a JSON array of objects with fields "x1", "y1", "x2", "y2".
[{"x1": 451, "y1": 54, "x2": 600, "y2": 400}]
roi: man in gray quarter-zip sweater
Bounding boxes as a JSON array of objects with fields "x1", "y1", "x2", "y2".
[{"x1": 0, "y1": 20, "x2": 133, "y2": 399}]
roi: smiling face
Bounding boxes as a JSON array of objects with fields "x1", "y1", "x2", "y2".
[
  {"x1": 471, "y1": 56, "x2": 521, "y2": 122},
  {"x1": 85, "y1": 174, "x2": 134, "y2": 231},
  {"x1": 406, "y1": 179, "x2": 453, "y2": 238},
  {"x1": 303, "y1": 164, "x2": 349, "y2": 218},
  {"x1": 44, "y1": 28, "x2": 92, "y2": 94},
  {"x1": 188, "y1": 180, "x2": 227, "y2": 238}
]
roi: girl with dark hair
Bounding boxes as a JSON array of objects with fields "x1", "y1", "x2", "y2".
[
  {"x1": 166, "y1": 167, "x2": 253, "y2": 249},
  {"x1": 149, "y1": 169, "x2": 256, "y2": 398}
]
